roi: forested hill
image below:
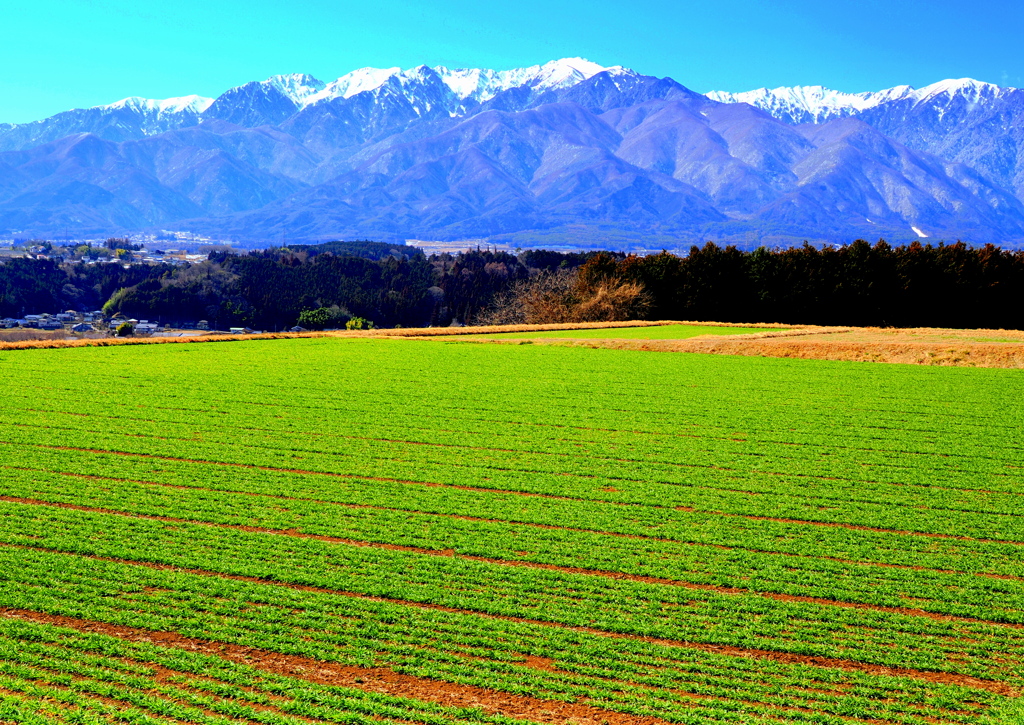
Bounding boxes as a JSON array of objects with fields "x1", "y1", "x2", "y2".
[
  {"x1": 2, "y1": 241, "x2": 1024, "y2": 331},
  {"x1": 283, "y1": 240, "x2": 423, "y2": 261}
]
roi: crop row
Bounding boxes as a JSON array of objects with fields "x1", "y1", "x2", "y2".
[
  {"x1": 5, "y1": 444, "x2": 1021, "y2": 583},
  {"x1": 9, "y1": 381, "x2": 1023, "y2": 472},
  {"x1": 7, "y1": 342, "x2": 1024, "y2": 469},
  {"x1": 0, "y1": 616, "x2": 541, "y2": 725},
  {"x1": 4, "y1": 339, "x2": 1024, "y2": 724},
  {"x1": 7, "y1": 377, "x2": 1023, "y2": 493},
  {"x1": 2, "y1": 468, "x2": 1023, "y2": 627},
  {"x1": 0, "y1": 501, "x2": 1020, "y2": 687},
  {"x1": 0, "y1": 544, "x2": 1005, "y2": 725},
  {"x1": 4, "y1": 418, "x2": 1022, "y2": 545},
  {"x1": 7, "y1": 393, "x2": 1024, "y2": 520}
]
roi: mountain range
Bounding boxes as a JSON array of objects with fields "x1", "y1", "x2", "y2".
[{"x1": 3, "y1": 58, "x2": 1024, "y2": 248}]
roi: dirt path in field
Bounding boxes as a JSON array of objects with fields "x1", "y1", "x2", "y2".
[
  {"x1": 0, "y1": 608, "x2": 693, "y2": 725},
  {"x1": 5, "y1": 494, "x2": 1022, "y2": 632},
  {"x1": 0, "y1": 541, "x2": 1017, "y2": 698}
]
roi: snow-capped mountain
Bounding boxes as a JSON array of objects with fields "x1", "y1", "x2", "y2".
[
  {"x1": 904, "y1": 78, "x2": 1010, "y2": 112},
  {"x1": 855, "y1": 80, "x2": 1024, "y2": 199},
  {"x1": 706, "y1": 78, "x2": 1011, "y2": 125},
  {"x1": 300, "y1": 57, "x2": 630, "y2": 108},
  {"x1": 2, "y1": 61, "x2": 1024, "y2": 246},
  {"x1": 263, "y1": 74, "x2": 327, "y2": 105},
  {"x1": 0, "y1": 93, "x2": 215, "y2": 152},
  {"x1": 203, "y1": 74, "x2": 326, "y2": 128},
  {"x1": 436, "y1": 58, "x2": 632, "y2": 102},
  {"x1": 705, "y1": 85, "x2": 916, "y2": 124},
  {"x1": 707, "y1": 78, "x2": 1024, "y2": 199},
  {"x1": 0, "y1": 58, "x2": 629, "y2": 142},
  {"x1": 100, "y1": 94, "x2": 215, "y2": 116},
  {"x1": 309, "y1": 67, "x2": 401, "y2": 103}
]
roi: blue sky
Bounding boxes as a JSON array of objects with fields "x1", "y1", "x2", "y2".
[{"x1": 2, "y1": 0, "x2": 1019, "y2": 123}]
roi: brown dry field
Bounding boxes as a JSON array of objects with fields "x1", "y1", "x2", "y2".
[
  {"x1": 0, "y1": 328, "x2": 69, "y2": 342},
  {"x1": 404, "y1": 322, "x2": 1024, "y2": 368},
  {"x1": 515, "y1": 324, "x2": 1024, "y2": 368},
  {"x1": 3, "y1": 320, "x2": 1024, "y2": 367},
  {"x1": 0, "y1": 320, "x2": 764, "y2": 351}
]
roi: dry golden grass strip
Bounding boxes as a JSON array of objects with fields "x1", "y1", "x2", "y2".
[
  {"x1": 500, "y1": 336, "x2": 1024, "y2": 368},
  {"x1": 4, "y1": 320, "x2": 1024, "y2": 368},
  {"x1": 0, "y1": 331, "x2": 324, "y2": 352},
  {"x1": 0, "y1": 321, "x2": 793, "y2": 351},
  {"x1": 430, "y1": 322, "x2": 1024, "y2": 368},
  {"x1": 378, "y1": 320, "x2": 798, "y2": 336},
  {"x1": 0, "y1": 329, "x2": 68, "y2": 343}
]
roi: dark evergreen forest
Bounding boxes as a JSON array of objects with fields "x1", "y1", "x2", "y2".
[{"x1": 2, "y1": 240, "x2": 1022, "y2": 330}]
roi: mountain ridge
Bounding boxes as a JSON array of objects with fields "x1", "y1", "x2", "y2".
[
  {"x1": 705, "y1": 78, "x2": 1012, "y2": 125},
  {"x1": 1, "y1": 61, "x2": 1023, "y2": 248}
]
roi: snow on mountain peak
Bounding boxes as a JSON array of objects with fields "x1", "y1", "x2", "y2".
[
  {"x1": 100, "y1": 94, "x2": 214, "y2": 115},
  {"x1": 912, "y1": 78, "x2": 1006, "y2": 104},
  {"x1": 263, "y1": 73, "x2": 326, "y2": 104},
  {"x1": 306, "y1": 67, "x2": 402, "y2": 105},
  {"x1": 48, "y1": 59, "x2": 628, "y2": 126},
  {"x1": 300, "y1": 58, "x2": 627, "y2": 107},
  {"x1": 867, "y1": 84, "x2": 915, "y2": 104},
  {"x1": 531, "y1": 57, "x2": 611, "y2": 88},
  {"x1": 434, "y1": 57, "x2": 626, "y2": 102},
  {"x1": 705, "y1": 84, "x2": 917, "y2": 122},
  {"x1": 433, "y1": 67, "x2": 491, "y2": 100},
  {"x1": 706, "y1": 78, "x2": 1018, "y2": 123}
]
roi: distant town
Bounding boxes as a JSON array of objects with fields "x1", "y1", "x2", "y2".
[
  {"x1": 0, "y1": 309, "x2": 273, "y2": 337},
  {"x1": 0, "y1": 236, "x2": 238, "y2": 266},
  {"x1": 4, "y1": 309, "x2": 194, "y2": 333},
  {"x1": 0, "y1": 237, "x2": 274, "y2": 336}
]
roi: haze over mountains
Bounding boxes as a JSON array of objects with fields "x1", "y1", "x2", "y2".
[{"x1": 3, "y1": 58, "x2": 1024, "y2": 248}]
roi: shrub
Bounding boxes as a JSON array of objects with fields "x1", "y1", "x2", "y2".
[{"x1": 345, "y1": 317, "x2": 374, "y2": 330}]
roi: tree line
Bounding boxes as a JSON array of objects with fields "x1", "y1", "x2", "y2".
[
  {"x1": 613, "y1": 240, "x2": 1024, "y2": 329},
  {"x1": 1, "y1": 240, "x2": 1023, "y2": 330}
]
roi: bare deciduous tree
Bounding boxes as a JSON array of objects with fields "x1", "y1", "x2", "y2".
[{"x1": 477, "y1": 268, "x2": 649, "y2": 325}]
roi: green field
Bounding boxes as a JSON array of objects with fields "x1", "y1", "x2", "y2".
[
  {"x1": 0, "y1": 337, "x2": 1022, "y2": 725},
  {"x1": 449, "y1": 323, "x2": 776, "y2": 339}
]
